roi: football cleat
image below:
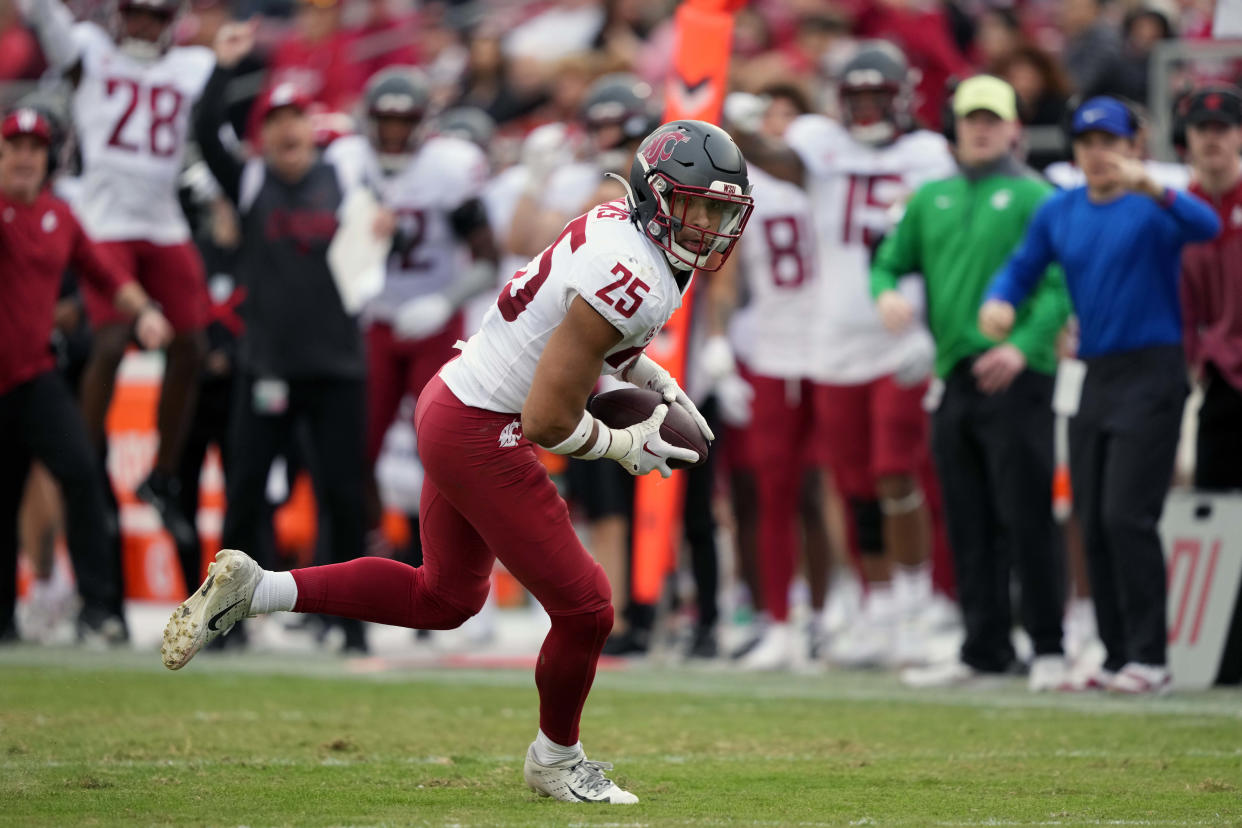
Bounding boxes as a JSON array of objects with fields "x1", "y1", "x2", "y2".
[
  {"x1": 1109, "y1": 662, "x2": 1172, "y2": 696},
  {"x1": 161, "y1": 549, "x2": 261, "y2": 670},
  {"x1": 523, "y1": 744, "x2": 638, "y2": 804},
  {"x1": 1027, "y1": 654, "x2": 1069, "y2": 692}
]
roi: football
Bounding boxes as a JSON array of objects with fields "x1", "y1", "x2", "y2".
[{"x1": 587, "y1": 387, "x2": 708, "y2": 469}]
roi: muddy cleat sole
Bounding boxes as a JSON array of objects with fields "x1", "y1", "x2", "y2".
[
  {"x1": 161, "y1": 549, "x2": 261, "y2": 670},
  {"x1": 523, "y1": 744, "x2": 638, "y2": 804}
]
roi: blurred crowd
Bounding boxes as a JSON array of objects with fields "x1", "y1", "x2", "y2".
[{"x1": 3, "y1": 0, "x2": 1242, "y2": 694}]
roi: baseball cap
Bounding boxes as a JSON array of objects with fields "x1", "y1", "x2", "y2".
[
  {"x1": 952, "y1": 75, "x2": 1017, "y2": 121},
  {"x1": 257, "y1": 82, "x2": 312, "y2": 123},
  {"x1": 1184, "y1": 86, "x2": 1242, "y2": 127},
  {"x1": 1, "y1": 108, "x2": 51, "y2": 143},
  {"x1": 1071, "y1": 97, "x2": 1137, "y2": 138}
]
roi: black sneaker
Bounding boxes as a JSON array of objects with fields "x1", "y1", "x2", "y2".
[
  {"x1": 77, "y1": 605, "x2": 129, "y2": 647},
  {"x1": 0, "y1": 621, "x2": 19, "y2": 645},
  {"x1": 136, "y1": 469, "x2": 197, "y2": 550},
  {"x1": 602, "y1": 627, "x2": 649, "y2": 657},
  {"x1": 687, "y1": 625, "x2": 718, "y2": 659}
]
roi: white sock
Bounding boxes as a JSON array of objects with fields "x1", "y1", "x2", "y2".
[
  {"x1": 865, "y1": 581, "x2": 897, "y2": 623},
  {"x1": 248, "y1": 570, "x2": 297, "y2": 615},
  {"x1": 533, "y1": 729, "x2": 584, "y2": 766},
  {"x1": 893, "y1": 562, "x2": 932, "y2": 611}
]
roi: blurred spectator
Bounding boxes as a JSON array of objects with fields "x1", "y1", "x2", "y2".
[
  {"x1": 593, "y1": 0, "x2": 652, "y2": 69},
  {"x1": 1179, "y1": 86, "x2": 1242, "y2": 491},
  {"x1": 851, "y1": 0, "x2": 973, "y2": 131},
  {"x1": 973, "y1": 7, "x2": 1025, "y2": 74},
  {"x1": 1060, "y1": 0, "x2": 1125, "y2": 98},
  {"x1": 995, "y1": 45, "x2": 1073, "y2": 170},
  {"x1": 454, "y1": 20, "x2": 543, "y2": 125},
  {"x1": 251, "y1": 0, "x2": 361, "y2": 138},
  {"x1": 981, "y1": 96, "x2": 1219, "y2": 694},
  {"x1": 1118, "y1": 4, "x2": 1177, "y2": 105},
  {"x1": 873, "y1": 77, "x2": 1070, "y2": 690},
  {"x1": 349, "y1": 0, "x2": 419, "y2": 82},
  {"x1": 504, "y1": 0, "x2": 605, "y2": 65},
  {"x1": 0, "y1": 0, "x2": 43, "y2": 80}
]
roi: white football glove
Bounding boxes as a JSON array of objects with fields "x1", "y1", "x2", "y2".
[
  {"x1": 394, "y1": 294, "x2": 453, "y2": 340},
  {"x1": 624, "y1": 354, "x2": 715, "y2": 443},
  {"x1": 608, "y1": 404, "x2": 700, "y2": 478}
]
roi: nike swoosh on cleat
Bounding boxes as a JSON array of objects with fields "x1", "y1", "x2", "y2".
[
  {"x1": 199, "y1": 574, "x2": 215, "y2": 597},
  {"x1": 566, "y1": 787, "x2": 597, "y2": 803},
  {"x1": 208, "y1": 600, "x2": 243, "y2": 631}
]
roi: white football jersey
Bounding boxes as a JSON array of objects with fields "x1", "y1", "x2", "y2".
[
  {"x1": 735, "y1": 166, "x2": 819, "y2": 379},
  {"x1": 442, "y1": 200, "x2": 685, "y2": 414},
  {"x1": 359, "y1": 135, "x2": 490, "y2": 320},
  {"x1": 786, "y1": 114, "x2": 954, "y2": 384},
  {"x1": 70, "y1": 23, "x2": 214, "y2": 243}
]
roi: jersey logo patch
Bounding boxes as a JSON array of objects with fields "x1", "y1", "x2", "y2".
[
  {"x1": 1232, "y1": 205, "x2": 1242, "y2": 228},
  {"x1": 498, "y1": 419, "x2": 522, "y2": 448},
  {"x1": 41, "y1": 211, "x2": 58, "y2": 233},
  {"x1": 990, "y1": 190, "x2": 1012, "y2": 211}
]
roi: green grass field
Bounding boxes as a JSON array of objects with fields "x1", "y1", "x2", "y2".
[{"x1": 2, "y1": 646, "x2": 1240, "y2": 828}]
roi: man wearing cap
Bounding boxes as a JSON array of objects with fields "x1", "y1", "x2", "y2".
[
  {"x1": 870, "y1": 76, "x2": 1071, "y2": 690},
  {"x1": 0, "y1": 107, "x2": 172, "y2": 643},
  {"x1": 981, "y1": 96, "x2": 1220, "y2": 694},
  {"x1": 1180, "y1": 86, "x2": 1242, "y2": 492},
  {"x1": 1179, "y1": 85, "x2": 1242, "y2": 685},
  {"x1": 192, "y1": 23, "x2": 392, "y2": 654}
]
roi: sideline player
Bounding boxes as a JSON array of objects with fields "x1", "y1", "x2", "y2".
[
  {"x1": 785, "y1": 43, "x2": 955, "y2": 667},
  {"x1": 723, "y1": 91, "x2": 833, "y2": 670},
  {"x1": 19, "y1": 0, "x2": 216, "y2": 548},
  {"x1": 344, "y1": 67, "x2": 499, "y2": 546},
  {"x1": 162, "y1": 121, "x2": 754, "y2": 803}
]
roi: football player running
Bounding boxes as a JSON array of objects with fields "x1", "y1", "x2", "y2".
[
  {"x1": 163, "y1": 121, "x2": 753, "y2": 804},
  {"x1": 19, "y1": 0, "x2": 216, "y2": 551}
]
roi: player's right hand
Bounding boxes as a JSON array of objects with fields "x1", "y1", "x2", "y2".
[
  {"x1": 135, "y1": 306, "x2": 174, "y2": 350},
  {"x1": 877, "y1": 290, "x2": 914, "y2": 333},
  {"x1": 214, "y1": 20, "x2": 257, "y2": 69},
  {"x1": 612, "y1": 404, "x2": 699, "y2": 478},
  {"x1": 978, "y1": 299, "x2": 1015, "y2": 342}
]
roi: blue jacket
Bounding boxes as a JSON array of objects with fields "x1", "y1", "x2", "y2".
[{"x1": 986, "y1": 187, "x2": 1220, "y2": 358}]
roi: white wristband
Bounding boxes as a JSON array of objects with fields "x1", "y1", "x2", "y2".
[{"x1": 545, "y1": 411, "x2": 596, "y2": 455}]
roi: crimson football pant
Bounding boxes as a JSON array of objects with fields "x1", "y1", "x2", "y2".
[
  {"x1": 750, "y1": 375, "x2": 819, "y2": 623},
  {"x1": 292, "y1": 375, "x2": 613, "y2": 746}
]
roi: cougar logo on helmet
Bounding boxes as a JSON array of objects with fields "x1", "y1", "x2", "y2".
[{"x1": 640, "y1": 129, "x2": 691, "y2": 166}]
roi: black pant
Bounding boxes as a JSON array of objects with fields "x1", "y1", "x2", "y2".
[
  {"x1": 682, "y1": 397, "x2": 720, "y2": 630},
  {"x1": 1070, "y1": 345, "x2": 1187, "y2": 671},
  {"x1": 932, "y1": 363, "x2": 1064, "y2": 672},
  {"x1": 175, "y1": 373, "x2": 233, "y2": 591},
  {"x1": 1195, "y1": 364, "x2": 1242, "y2": 491},
  {"x1": 0, "y1": 372, "x2": 120, "y2": 629},
  {"x1": 222, "y1": 375, "x2": 366, "y2": 573}
]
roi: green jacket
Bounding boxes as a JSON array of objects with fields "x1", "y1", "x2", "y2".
[{"x1": 870, "y1": 156, "x2": 1070, "y2": 378}]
